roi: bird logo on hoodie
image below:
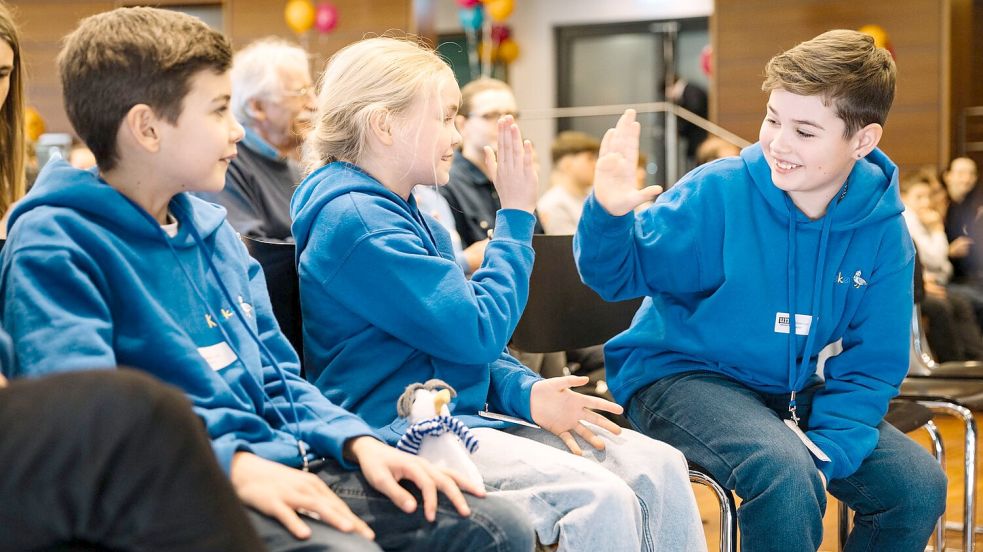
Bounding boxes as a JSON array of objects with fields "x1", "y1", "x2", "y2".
[{"x1": 852, "y1": 271, "x2": 867, "y2": 288}]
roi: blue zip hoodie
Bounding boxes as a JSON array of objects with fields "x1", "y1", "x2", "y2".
[
  {"x1": 1, "y1": 160, "x2": 376, "y2": 473},
  {"x1": 291, "y1": 162, "x2": 542, "y2": 444},
  {"x1": 574, "y1": 143, "x2": 914, "y2": 481}
]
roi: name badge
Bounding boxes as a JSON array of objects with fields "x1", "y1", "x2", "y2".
[
  {"x1": 478, "y1": 410, "x2": 540, "y2": 429},
  {"x1": 775, "y1": 313, "x2": 812, "y2": 336},
  {"x1": 197, "y1": 341, "x2": 238, "y2": 371},
  {"x1": 784, "y1": 419, "x2": 831, "y2": 462}
]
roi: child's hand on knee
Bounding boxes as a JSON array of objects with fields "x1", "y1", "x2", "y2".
[
  {"x1": 347, "y1": 436, "x2": 482, "y2": 522},
  {"x1": 529, "y1": 375, "x2": 625, "y2": 455},
  {"x1": 593, "y1": 109, "x2": 662, "y2": 216},
  {"x1": 485, "y1": 115, "x2": 538, "y2": 214},
  {"x1": 230, "y1": 451, "x2": 375, "y2": 541}
]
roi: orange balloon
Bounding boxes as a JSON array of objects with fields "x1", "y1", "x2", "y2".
[
  {"x1": 858, "y1": 24, "x2": 889, "y2": 49},
  {"x1": 497, "y1": 38, "x2": 519, "y2": 64},
  {"x1": 285, "y1": 0, "x2": 315, "y2": 34},
  {"x1": 477, "y1": 41, "x2": 498, "y2": 63},
  {"x1": 484, "y1": 0, "x2": 514, "y2": 22},
  {"x1": 24, "y1": 107, "x2": 45, "y2": 142}
]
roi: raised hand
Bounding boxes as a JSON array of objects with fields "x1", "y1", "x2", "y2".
[
  {"x1": 594, "y1": 109, "x2": 663, "y2": 216},
  {"x1": 230, "y1": 451, "x2": 374, "y2": 541},
  {"x1": 347, "y1": 436, "x2": 484, "y2": 522},
  {"x1": 484, "y1": 115, "x2": 538, "y2": 214},
  {"x1": 529, "y1": 375, "x2": 624, "y2": 455}
]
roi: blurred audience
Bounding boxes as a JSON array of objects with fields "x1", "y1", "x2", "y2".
[{"x1": 538, "y1": 130, "x2": 599, "y2": 234}]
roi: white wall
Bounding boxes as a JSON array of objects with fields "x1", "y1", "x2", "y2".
[{"x1": 436, "y1": 0, "x2": 713, "y2": 185}]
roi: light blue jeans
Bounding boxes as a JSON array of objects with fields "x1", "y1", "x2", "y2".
[
  {"x1": 628, "y1": 371, "x2": 947, "y2": 552},
  {"x1": 470, "y1": 424, "x2": 707, "y2": 551}
]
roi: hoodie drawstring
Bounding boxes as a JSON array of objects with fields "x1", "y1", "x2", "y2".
[
  {"x1": 123, "y1": 196, "x2": 311, "y2": 469},
  {"x1": 784, "y1": 189, "x2": 842, "y2": 425}
]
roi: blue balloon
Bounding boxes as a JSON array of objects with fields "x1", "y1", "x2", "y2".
[{"x1": 459, "y1": 6, "x2": 483, "y2": 31}]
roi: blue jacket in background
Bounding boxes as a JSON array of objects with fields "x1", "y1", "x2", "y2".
[
  {"x1": 574, "y1": 143, "x2": 914, "y2": 481},
  {"x1": 1, "y1": 160, "x2": 376, "y2": 472},
  {"x1": 291, "y1": 162, "x2": 541, "y2": 444}
]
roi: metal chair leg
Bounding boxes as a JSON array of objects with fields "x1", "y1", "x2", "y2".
[
  {"x1": 918, "y1": 401, "x2": 977, "y2": 552},
  {"x1": 924, "y1": 420, "x2": 946, "y2": 552},
  {"x1": 690, "y1": 469, "x2": 736, "y2": 552},
  {"x1": 838, "y1": 500, "x2": 850, "y2": 550}
]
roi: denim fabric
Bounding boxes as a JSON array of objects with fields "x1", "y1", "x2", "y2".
[
  {"x1": 628, "y1": 371, "x2": 947, "y2": 552},
  {"x1": 249, "y1": 462, "x2": 535, "y2": 552},
  {"x1": 469, "y1": 425, "x2": 707, "y2": 552}
]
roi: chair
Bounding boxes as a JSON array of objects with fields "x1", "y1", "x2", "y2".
[
  {"x1": 510, "y1": 234, "x2": 737, "y2": 552},
  {"x1": 894, "y1": 258, "x2": 983, "y2": 551},
  {"x1": 899, "y1": 327, "x2": 983, "y2": 551},
  {"x1": 240, "y1": 236, "x2": 303, "y2": 365}
]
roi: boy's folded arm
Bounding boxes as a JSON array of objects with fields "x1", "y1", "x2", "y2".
[
  {"x1": 3, "y1": 245, "x2": 117, "y2": 377},
  {"x1": 806, "y1": 248, "x2": 914, "y2": 481}
]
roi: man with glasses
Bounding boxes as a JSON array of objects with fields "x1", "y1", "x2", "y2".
[
  {"x1": 198, "y1": 37, "x2": 315, "y2": 241},
  {"x1": 440, "y1": 78, "x2": 542, "y2": 248}
]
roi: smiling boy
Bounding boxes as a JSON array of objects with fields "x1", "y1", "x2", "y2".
[{"x1": 575, "y1": 30, "x2": 947, "y2": 551}]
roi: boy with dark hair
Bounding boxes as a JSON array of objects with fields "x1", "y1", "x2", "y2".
[
  {"x1": 575, "y1": 30, "x2": 947, "y2": 551},
  {"x1": 1, "y1": 7, "x2": 532, "y2": 552}
]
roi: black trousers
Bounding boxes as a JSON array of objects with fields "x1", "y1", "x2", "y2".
[{"x1": 0, "y1": 370, "x2": 265, "y2": 551}]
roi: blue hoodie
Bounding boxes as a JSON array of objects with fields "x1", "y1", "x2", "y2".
[
  {"x1": 1, "y1": 160, "x2": 376, "y2": 473},
  {"x1": 291, "y1": 162, "x2": 542, "y2": 443},
  {"x1": 574, "y1": 144, "x2": 914, "y2": 481}
]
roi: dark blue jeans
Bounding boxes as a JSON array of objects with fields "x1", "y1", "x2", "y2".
[
  {"x1": 628, "y1": 371, "x2": 947, "y2": 552},
  {"x1": 249, "y1": 461, "x2": 536, "y2": 552}
]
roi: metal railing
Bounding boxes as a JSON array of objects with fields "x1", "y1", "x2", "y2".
[{"x1": 521, "y1": 102, "x2": 753, "y2": 185}]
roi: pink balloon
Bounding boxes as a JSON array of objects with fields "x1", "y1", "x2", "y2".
[
  {"x1": 314, "y1": 2, "x2": 338, "y2": 33},
  {"x1": 456, "y1": 0, "x2": 481, "y2": 7},
  {"x1": 491, "y1": 24, "x2": 511, "y2": 44}
]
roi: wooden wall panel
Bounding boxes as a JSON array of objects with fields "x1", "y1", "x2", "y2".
[
  {"x1": 7, "y1": 0, "x2": 413, "y2": 135},
  {"x1": 713, "y1": 0, "x2": 948, "y2": 174}
]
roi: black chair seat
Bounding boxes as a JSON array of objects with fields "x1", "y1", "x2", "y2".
[
  {"x1": 884, "y1": 400, "x2": 934, "y2": 434},
  {"x1": 241, "y1": 236, "x2": 303, "y2": 364},
  {"x1": 510, "y1": 235, "x2": 642, "y2": 353},
  {"x1": 899, "y1": 378, "x2": 983, "y2": 411}
]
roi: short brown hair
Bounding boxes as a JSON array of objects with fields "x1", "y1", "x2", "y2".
[
  {"x1": 551, "y1": 131, "x2": 600, "y2": 163},
  {"x1": 459, "y1": 77, "x2": 512, "y2": 118},
  {"x1": 57, "y1": 7, "x2": 232, "y2": 171},
  {"x1": 762, "y1": 29, "x2": 896, "y2": 138}
]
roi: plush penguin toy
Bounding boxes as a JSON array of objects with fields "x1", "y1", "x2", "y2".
[{"x1": 395, "y1": 379, "x2": 483, "y2": 488}]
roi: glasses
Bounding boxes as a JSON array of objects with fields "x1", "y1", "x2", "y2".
[
  {"x1": 468, "y1": 111, "x2": 520, "y2": 122},
  {"x1": 281, "y1": 86, "x2": 315, "y2": 98}
]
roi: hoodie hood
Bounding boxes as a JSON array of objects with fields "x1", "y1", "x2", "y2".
[
  {"x1": 291, "y1": 162, "x2": 418, "y2": 255},
  {"x1": 742, "y1": 143, "x2": 903, "y2": 230},
  {"x1": 9, "y1": 159, "x2": 228, "y2": 246}
]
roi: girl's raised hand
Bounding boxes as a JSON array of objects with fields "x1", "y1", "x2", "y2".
[
  {"x1": 484, "y1": 115, "x2": 538, "y2": 214},
  {"x1": 594, "y1": 109, "x2": 663, "y2": 216}
]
